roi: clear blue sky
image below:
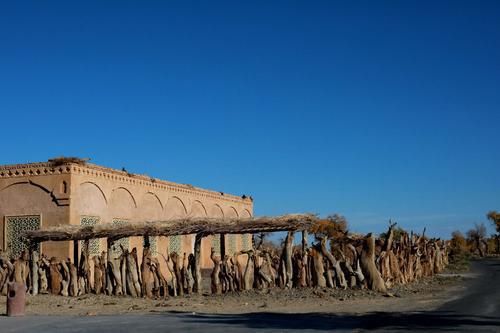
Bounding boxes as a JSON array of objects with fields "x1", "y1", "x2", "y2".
[{"x1": 1, "y1": 1, "x2": 499, "y2": 238}]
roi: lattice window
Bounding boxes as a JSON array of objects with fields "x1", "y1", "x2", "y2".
[
  {"x1": 112, "y1": 219, "x2": 130, "y2": 254},
  {"x1": 169, "y1": 235, "x2": 181, "y2": 254},
  {"x1": 242, "y1": 234, "x2": 252, "y2": 251},
  {"x1": 143, "y1": 236, "x2": 158, "y2": 256},
  {"x1": 211, "y1": 234, "x2": 221, "y2": 255},
  {"x1": 80, "y1": 216, "x2": 100, "y2": 255},
  {"x1": 227, "y1": 234, "x2": 236, "y2": 255},
  {"x1": 5, "y1": 215, "x2": 40, "y2": 258}
]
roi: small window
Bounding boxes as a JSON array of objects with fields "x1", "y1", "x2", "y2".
[{"x1": 61, "y1": 181, "x2": 68, "y2": 194}]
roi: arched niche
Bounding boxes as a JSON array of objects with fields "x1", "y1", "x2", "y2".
[
  {"x1": 240, "y1": 209, "x2": 252, "y2": 218},
  {"x1": 239, "y1": 209, "x2": 253, "y2": 251},
  {"x1": 163, "y1": 196, "x2": 187, "y2": 256},
  {"x1": 225, "y1": 206, "x2": 239, "y2": 219},
  {"x1": 0, "y1": 182, "x2": 68, "y2": 258},
  {"x1": 74, "y1": 182, "x2": 108, "y2": 217},
  {"x1": 164, "y1": 196, "x2": 187, "y2": 219},
  {"x1": 109, "y1": 187, "x2": 137, "y2": 220},
  {"x1": 140, "y1": 192, "x2": 163, "y2": 220},
  {"x1": 189, "y1": 200, "x2": 207, "y2": 218},
  {"x1": 0, "y1": 182, "x2": 56, "y2": 215},
  {"x1": 209, "y1": 204, "x2": 224, "y2": 219}
]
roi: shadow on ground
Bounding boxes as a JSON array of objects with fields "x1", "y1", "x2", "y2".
[{"x1": 173, "y1": 311, "x2": 500, "y2": 331}]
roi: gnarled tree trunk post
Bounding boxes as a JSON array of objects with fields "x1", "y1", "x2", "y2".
[
  {"x1": 93, "y1": 255, "x2": 103, "y2": 295},
  {"x1": 210, "y1": 248, "x2": 222, "y2": 294},
  {"x1": 360, "y1": 233, "x2": 387, "y2": 293},
  {"x1": 39, "y1": 256, "x2": 49, "y2": 294},
  {"x1": 73, "y1": 240, "x2": 79, "y2": 269},
  {"x1": 347, "y1": 244, "x2": 365, "y2": 286},
  {"x1": 80, "y1": 240, "x2": 91, "y2": 293},
  {"x1": 30, "y1": 248, "x2": 39, "y2": 296},
  {"x1": 141, "y1": 247, "x2": 154, "y2": 298},
  {"x1": 69, "y1": 261, "x2": 78, "y2": 296},
  {"x1": 220, "y1": 234, "x2": 226, "y2": 259},
  {"x1": 242, "y1": 250, "x2": 255, "y2": 290},
  {"x1": 193, "y1": 233, "x2": 203, "y2": 294},
  {"x1": 319, "y1": 237, "x2": 347, "y2": 289},
  {"x1": 170, "y1": 252, "x2": 183, "y2": 296},
  {"x1": 49, "y1": 257, "x2": 62, "y2": 295},
  {"x1": 311, "y1": 246, "x2": 326, "y2": 288},
  {"x1": 301, "y1": 230, "x2": 310, "y2": 287},
  {"x1": 302, "y1": 230, "x2": 308, "y2": 254},
  {"x1": 107, "y1": 239, "x2": 123, "y2": 295},
  {"x1": 60, "y1": 259, "x2": 70, "y2": 296},
  {"x1": 284, "y1": 231, "x2": 294, "y2": 288}
]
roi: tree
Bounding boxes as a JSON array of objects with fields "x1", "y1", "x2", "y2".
[
  {"x1": 379, "y1": 226, "x2": 406, "y2": 243},
  {"x1": 487, "y1": 211, "x2": 500, "y2": 233},
  {"x1": 449, "y1": 230, "x2": 467, "y2": 256},
  {"x1": 309, "y1": 214, "x2": 348, "y2": 240},
  {"x1": 487, "y1": 211, "x2": 500, "y2": 253},
  {"x1": 466, "y1": 223, "x2": 486, "y2": 240},
  {"x1": 466, "y1": 223, "x2": 487, "y2": 257}
]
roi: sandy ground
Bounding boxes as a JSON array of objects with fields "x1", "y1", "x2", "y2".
[{"x1": 0, "y1": 274, "x2": 466, "y2": 317}]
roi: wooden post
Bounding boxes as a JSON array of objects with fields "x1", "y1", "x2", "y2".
[
  {"x1": 301, "y1": 230, "x2": 310, "y2": 287},
  {"x1": 360, "y1": 233, "x2": 387, "y2": 293},
  {"x1": 220, "y1": 234, "x2": 226, "y2": 258},
  {"x1": 284, "y1": 231, "x2": 294, "y2": 288},
  {"x1": 301, "y1": 230, "x2": 308, "y2": 254},
  {"x1": 29, "y1": 242, "x2": 39, "y2": 296},
  {"x1": 83, "y1": 239, "x2": 90, "y2": 293},
  {"x1": 73, "y1": 240, "x2": 79, "y2": 268},
  {"x1": 193, "y1": 233, "x2": 203, "y2": 294}
]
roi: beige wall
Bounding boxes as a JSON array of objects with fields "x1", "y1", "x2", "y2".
[
  {"x1": 0, "y1": 165, "x2": 71, "y2": 258},
  {"x1": 0, "y1": 161, "x2": 253, "y2": 270}
]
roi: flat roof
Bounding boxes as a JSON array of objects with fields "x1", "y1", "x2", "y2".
[{"x1": 0, "y1": 158, "x2": 252, "y2": 205}]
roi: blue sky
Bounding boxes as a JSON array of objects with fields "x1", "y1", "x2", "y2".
[{"x1": 1, "y1": 1, "x2": 499, "y2": 238}]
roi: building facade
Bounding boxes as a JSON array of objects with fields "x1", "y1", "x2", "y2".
[{"x1": 0, "y1": 159, "x2": 253, "y2": 268}]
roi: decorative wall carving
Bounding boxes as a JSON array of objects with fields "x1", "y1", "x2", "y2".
[
  {"x1": 112, "y1": 219, "x2": 130, "y2": 254},
  {"x1": 241, "y1": 234, "x2": 252, "y2": 251},
  {"x1": 169, "y1": 235, "x2": 181, "y2": 254},
  {"x1": 80, "y1": 216, "x2": 100, "y2": 255},
  {"x1": 227, "y1": 234, "x2": 236, "y2": 255},
  {"x1": 5, "y1": 215, "x2": 40, "y2": 257},
  {"x1": 211, "y1": 234, "x2": 221, "y2": 255}
]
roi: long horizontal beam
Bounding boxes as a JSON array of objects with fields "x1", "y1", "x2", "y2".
[{"x1": 24, "y1": 214, "x2": 317, "y2": 243}]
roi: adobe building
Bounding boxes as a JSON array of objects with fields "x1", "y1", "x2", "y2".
[{"x1": 0, "y1": 158, "x2": 253, "y2": 268}]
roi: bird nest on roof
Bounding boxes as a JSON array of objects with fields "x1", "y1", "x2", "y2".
[{"x1": 48, "y1": 156, "x2": 89, "y2": 166}]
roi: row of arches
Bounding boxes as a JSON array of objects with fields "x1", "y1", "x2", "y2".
[
  {"x1": 75, "y1": 181, "x2": 252, "y2": 222},
  {"x1": 73, "y1": 182, "x2": 252, "y2": 268}
]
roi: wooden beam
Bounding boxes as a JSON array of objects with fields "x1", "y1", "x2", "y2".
[{"x1": 24, "y1": 214, "x2": 317, "y2": 243}]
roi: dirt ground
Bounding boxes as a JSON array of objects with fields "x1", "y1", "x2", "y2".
[{"x1": 0, "y1": 273, "x2": 466, "y2": 317}]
